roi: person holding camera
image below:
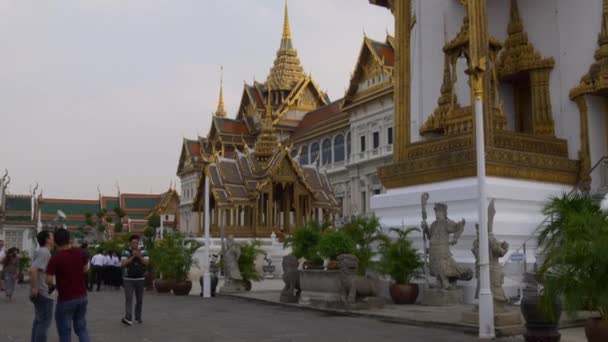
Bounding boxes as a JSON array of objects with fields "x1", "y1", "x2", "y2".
[
  {"x1": 30, "y1": 231, "x2": 55, "y2": 342},
  {"x1": 120, "y1": 235, "x2": 148, "y2": 326}
]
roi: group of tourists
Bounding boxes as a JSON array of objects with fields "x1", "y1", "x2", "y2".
[
  {"x1": 0, "y1": 240, "x2": 22, "y2": 302},
  {"x1": 89, "y1": 250, "x2": 123, "y2": 291},
  {"x1": 26, "y1": 230, "x2": 149, "y2": 342}
]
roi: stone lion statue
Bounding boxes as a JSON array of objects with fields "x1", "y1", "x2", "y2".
[
  {"x1": 337, "y1": 254, "x2": 376, "y2": 304},
  {"x1": 280, "y1": 255, "x2": 300, "y2": 303}
]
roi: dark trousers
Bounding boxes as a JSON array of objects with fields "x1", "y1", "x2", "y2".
[
  {"x1": 55, "y1": 297, "x2": 89, "y2": 342},
  {"x1": 123, "y1": 279, "x2": 144, "y2": 321},
  {"x1": 90, "y1": 266, "x2": 103, "y2": 291},
  {"x1": 31, "y1": 295, "x2": 54, "y2": 342}
]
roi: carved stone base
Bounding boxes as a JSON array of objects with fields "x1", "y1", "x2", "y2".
[
  {"x1": 419, "y1": 288, "x2": 464, "y2": 306},
  {"x1": 462, "y1": 308, "x2": 524, "y2": 336},
  {"x1": 220, "y1": 279, "x2": 248, "y2": 293}
]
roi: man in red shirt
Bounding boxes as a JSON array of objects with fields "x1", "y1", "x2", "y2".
[{"x1": 46, "y1": 229, "x2": 90, "y2": 342}]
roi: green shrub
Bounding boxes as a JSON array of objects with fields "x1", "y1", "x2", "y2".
[
  {"x1": 318, "y1": 231, "x2": 355, "y2": 260},
  {"x1": 378, "y1": 228, "x2": 421, "y2": 284},
  {"x1": 238, "y1": 241, "x2": 264, "y2": 283},
  {"x1": 341, "y1": 215, "x2": 389, "y2": 275},
  {"x1": 538, "y1": 192, "x2": 608, "y2": 320}
]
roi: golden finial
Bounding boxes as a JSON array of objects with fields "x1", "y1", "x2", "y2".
[
  {"x1": 507, "y1": 0, "x2": 523, "y2": 35},
  {"x1": 215, "y1": 66, "x2": 227, "y2": 117},
  {"x1": 280, "y1": 0, "x2": 293, "y2": 50}
]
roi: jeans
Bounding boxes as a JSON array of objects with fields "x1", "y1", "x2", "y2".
[
  {"x1": 55, "y1": 297, "x2": 90, "y2": 342},
  {"x1": 123, "y1": 279, "x2": 144, "y2": 321},
  {"x1": 31, "y1": 295, "x2": 54, "y2": 342}
]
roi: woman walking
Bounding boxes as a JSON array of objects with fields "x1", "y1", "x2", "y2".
[{"x1": 3, "y1": 248, "x2": 19, "y2": 301}]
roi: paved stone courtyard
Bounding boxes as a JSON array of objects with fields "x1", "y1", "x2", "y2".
[{"x1": 1, "y1": 283, "x2": 493, "y2": 342}]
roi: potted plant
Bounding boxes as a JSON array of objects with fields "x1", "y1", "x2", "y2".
[
  {"x1": 238, "y1": 241, "x2": 264, "y2": 291},
  {"x1": 149, "y1": 235, "x2": 178, "y2": 293},
  {"x1": 142, "y1": 225, "x2": 157, "y2": 290},
  {"x1": 537, "y1": 192, "x2": 608, "y2": 342},
  {"x1": 378, "y1": 227, "x2": 422, "y2": 304},
  {"x1": 341, "y1": 215, "x2": 389, "y2": 275},
  {"x1": 18, "y1": 251, "x2": 31, "y2": 283},
  {"x1": 318, "y1": 231, "x2": 355, "y2": 270},
  {"x1": 288, "y1": 221, "x2": 328, "y2": 269},
  {"x1": 172, "y1": 235, "x2": 201, "y2": 296}
]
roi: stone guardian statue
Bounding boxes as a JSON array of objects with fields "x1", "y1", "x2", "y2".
[
  {"x1": 220, "y1": 236, "x2": 246, "y2": 293},
  {"x1": 472, "y1": 199, "x2": 509, "y2": 312},
  {"x1": 422, "y1": 202, "x2": 473, "y2": 289}
]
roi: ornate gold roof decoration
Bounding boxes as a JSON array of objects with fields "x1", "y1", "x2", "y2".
[
  {"x1": 496, "y1": 0, "x2": 554, "y2": 79},
  {"x1": 420, "y1": 6, "x2": 506, "y2": 138},
  {"x1": 266, "y1": 0, "x2": 306, "y2": 91},
  {"x1": 497, "y1": 0, "x2": 556, "y2": 136},
  {"x1": 254, "y1": 95, "x2": 279, "y2": 163},
  {"x1": 215, "y1": 66, "x2": 227, "y2": 117},
  {"x1": 420, "y1": 54, "x2": 460, "y2": 136},
  {"x1": 570, "y1": 0, "x2": 608, "y2": 99}
]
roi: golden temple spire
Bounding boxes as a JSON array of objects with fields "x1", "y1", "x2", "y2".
[
  {"x1": 507, "y1": 0, "x2": 523, "y2": 35},
  {"x1": 215, "y1": 66, "x2": 227, "y2": 117},
  {"x1": 281, "y1": 0, "x2": 292, "y2": 49},
  {"x1": 266, "y1": 0, "x2": 305, "y2": 91}
]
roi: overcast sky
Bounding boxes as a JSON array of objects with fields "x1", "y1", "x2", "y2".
[{"x1": 0, "y1": 0, "x2": 393, "y2": 199}]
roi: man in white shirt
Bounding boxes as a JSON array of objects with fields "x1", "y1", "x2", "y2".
[
  {"x1": 89, "y1": 251, "x2": 105, "y2": 291},
  {"x1": 102, "y1": 251, "x2": 112, "y2": 289},
  {"x1": 0, "y1": 239, "x2": 5, "y2": 291}
]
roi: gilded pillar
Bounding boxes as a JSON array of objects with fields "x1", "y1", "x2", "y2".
[
  {"x1": 530, "y1": 69, "x2": 555, "y2": 136},
  {"x1": 392, "y1": 0, "x2": 412, "y2": 161},
  {"x1": 467, "y1": 0, "x2": 493, "y2": 147},
  {"x1": 575, "y1": 96, "x2": 592, "y2": 191}
]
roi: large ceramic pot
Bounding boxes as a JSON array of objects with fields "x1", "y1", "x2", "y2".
[
  {"x1": 585, "y1": 318, "x2": 608, "y2": 342},
  {"x1": 520, "y1": 273, "x2": 561, "y2": 342},
  {"x1": 389, "y1": 283, "x2": 419, "y2": 304},
  {"x1": 144, "y1": 270, "x2": 155, "y2": 291},
  {"x1": 326, "y1": 260, "x2": 339, "y2": 270},
  {"x1": 154, "y1": 279, "x2": 175, "y2": 293},
  {"x1": 303, "y1": 261, "x2": 325, "y2": 270},
  {"x1": 172, "y1": 280, "x2": 192, "y2": 296}
]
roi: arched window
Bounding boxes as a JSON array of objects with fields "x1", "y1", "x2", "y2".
[
  {"x1": 322, "y1": 139, "x2": 332, "y2": 165},
  {"x1": 346, "y1": 132, "x2": 352, "y2": 160},
  {"x1": 334, "y1": 134, "x2": 345, "y2": 162},
  {"x1": 300, "y1": 145, "x2": 309, "y2": 165},
  {"x1": 310, "y1": 142, "x2": 320, "y2": 165}
]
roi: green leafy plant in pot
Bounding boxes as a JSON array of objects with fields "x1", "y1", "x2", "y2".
[
  {"x1": 287, "y1": 221, "x2": 328, "y2": 269},
  {"x1": 318, "y1": 231, "x2": 355, "y2": 270},
  {"x1": 172, "y1": 235, "x2": 201, "y2": 296},
  {"x1": 378, "y1": 227, "x2": 422, "y2": 304},
  {"x1": 537, "y1": 192, "x2": 608, "y2": 342},
  {"x1": 238, "y1": 241, "x2": 264, "y2": 291},
  {"x1": 149, "y1": 235, "x2": 179, "y2": 293},
  {"x1": 341, "y1": 214, "x2": 389, "y2": 275}
]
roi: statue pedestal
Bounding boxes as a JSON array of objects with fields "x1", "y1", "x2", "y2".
[
  {"x1": 419, "y1": 288, "x2": 464, "y2": 306},
  {"x1": 461, "y1": 308, "x2": 524, "y2": 336},
  {"x1": 220, "y1": 279, "x2": 248, "y2": 293}
]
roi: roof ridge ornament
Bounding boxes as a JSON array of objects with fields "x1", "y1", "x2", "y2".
[{"x1": 215, "y1": 66, "x2": 227, "y2": 117}]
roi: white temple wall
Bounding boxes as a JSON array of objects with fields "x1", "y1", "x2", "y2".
[{"x1": 556, "y1": 0, "x2": 603, "y2": 159}]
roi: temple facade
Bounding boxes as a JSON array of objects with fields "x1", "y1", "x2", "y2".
[
  {"x1": 0, "y1": 173, "x2": 179, "y2": 255},
  {"x1": 369, "y1": 0, "x2": 608, "y2": 302},
  {"x1": 180, "y1": 1, "x2": 339, "y2": 238},
  {"x1": 293, "y1": 35, "x2": 395, "y2": 221}
]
